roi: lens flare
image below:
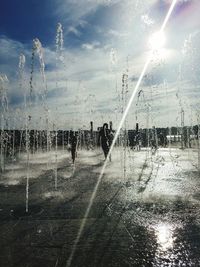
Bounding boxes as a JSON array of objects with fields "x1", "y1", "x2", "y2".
[{"x1": 149, "y1": 31, "x2": 166, "y2": 50}]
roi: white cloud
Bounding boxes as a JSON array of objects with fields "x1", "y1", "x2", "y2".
[
  {"x1": 67, "y1": 26, "x2": 81, "y2": 37},
  {"x1": 54, "y1": 0, "x2": 121, "y2": 23},
  {"x1": 108, "y1": 29, "x2": 128, "y2": 38},
  {"x1": 1, "y1": 33, "x2": 200, "y2": 129},
  {"x1": 81, "y1": 41, "x2": 101, "y2": 50},
  {"x1": 0, "y1": 37, "x2": 29, "y2": 76},
  {"x1": 1, "y1": 0, "x2": 200, "y2": 129}
]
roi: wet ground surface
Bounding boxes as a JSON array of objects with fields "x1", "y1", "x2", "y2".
[{"x1": 0, "y1": 147, "x2": 200, "y2": 266}]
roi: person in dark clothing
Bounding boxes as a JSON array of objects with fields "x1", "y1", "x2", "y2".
[
  {"x1": 151, "y1": 137, "x2": 158, "y2": 152},
  {"x1": 134, "y1": 132, "x2": 141, "y2": 151},
  {"x1": 159, "y1": 132, "x2": 165, "y2": 147},
  {"x1": 99, "y1": 123, "x2": 112, "y2": 161},
  {"x1": 70, "y1": 131, "x2": 78, "y2": 164}
]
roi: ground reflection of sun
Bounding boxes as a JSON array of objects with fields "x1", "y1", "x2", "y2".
[{"x1": 154, "y1": 223, "x2": 174, "y2": 251}]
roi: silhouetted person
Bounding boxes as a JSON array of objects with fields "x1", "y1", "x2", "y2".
[
  {"x1": 99, "y1": 123, "x2": 112, "y2": 161},
  {"x1": 70, "y1": 132, "x2": 78, "y2": 164},
  {"x1": 134, "y1": 132, "x2": 141, "y2": 151},
  {"x1": 151, "y1": 138, "x2": 158, "y2": 151}
]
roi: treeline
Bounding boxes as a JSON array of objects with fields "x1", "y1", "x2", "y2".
[{"x1": 0, "y1": 125, "x2": 199, "y2": 156}]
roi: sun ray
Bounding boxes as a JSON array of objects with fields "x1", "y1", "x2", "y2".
[{"x1": 66, "y1": 1, "x2": 178, "y2": 266}]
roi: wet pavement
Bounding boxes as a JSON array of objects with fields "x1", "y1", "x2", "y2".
[{"x1": 0, "y1": 147, "x2": 200, "y2": 266}]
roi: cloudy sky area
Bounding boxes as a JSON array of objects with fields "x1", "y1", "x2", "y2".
[{"x1": 0, "y1": 0, "x2": 200, "y2": 130}]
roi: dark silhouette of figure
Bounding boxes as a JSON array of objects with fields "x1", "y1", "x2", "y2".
[
  {"x1": 134, "y1": 132, "x2": 141, "y2": 151},
  {"x1": 99, "y1": 123, "x2": 112, "y2": 161},
  {"x1": 151, "y1": 137, "x2": 158, "y2": 152},
  {"x1": 159, "y1": 132, "x2": 165, "y2": 147},
  {"x1": 70, "y1": 131, "x2": 78, "y2": 164}
]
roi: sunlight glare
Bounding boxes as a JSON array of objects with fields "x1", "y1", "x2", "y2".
[
  {"x1": 149, "y1": 31, "x2": 166, "y2": 50},
  {"x1": 155, "y1": 223, "x2": 174, "y2": 251}
]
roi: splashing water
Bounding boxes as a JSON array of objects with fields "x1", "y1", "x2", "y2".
[
  {"x1": 54, "y1": 23, "x2": 65, "y2": 189},
  {"x1": 33, "y1": 38, "x2": 47, "y2": 92},
  {"x1": 0, "y1": 74, "x2": 9, "y2": 112},
  {"x1": 110, "y1": 48, "x2": 118, "y2": 72},
  {"x1": 19, "y1": 54, "x2": 26, "y2": 70},
  {"x1": 18, "y1": 54, "x2": 26, "y2": 155},
  {"x1": 27, "y1": 38, "x2": 49, "y2": 211},
  {"x1": 56, "y1": 23, "x2": 64, "y2": 62},
  {"x1": 0, "y1": 74, "x2": 9, "y2": 173},
  {"x1": 30, "y1": 38, "x2": 47, "y2": 98},
  {"x1": 66, "y1": 1, "x2": 178, "y2": 266}
]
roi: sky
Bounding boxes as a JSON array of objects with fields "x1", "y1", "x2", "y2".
[{"x1": 0, "y1": 0, "x2": 200, "y2": 130}]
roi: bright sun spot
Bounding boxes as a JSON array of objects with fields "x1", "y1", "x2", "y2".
[{"x1": 149, "y1": 31, "x2": 166, "y2": 50}]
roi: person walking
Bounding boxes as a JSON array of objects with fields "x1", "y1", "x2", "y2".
[
  {"x1": 99, "y1": 123, "x2": 112, "y2": 161},
  {"x1": 70, "y1": 131, "x2": 78, "y2": 164}
]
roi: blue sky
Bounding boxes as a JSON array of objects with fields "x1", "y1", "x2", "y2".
[
  {"x1": 1, "y1": 0, "x2": 56, "y2": 44},
  {"x1": 0, "y1": 0, "x2": 200, "y2": 129}
]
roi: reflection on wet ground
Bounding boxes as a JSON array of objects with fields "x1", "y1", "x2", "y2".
[{"x1": 0, "y1": 148, "x2": 200, "y2": 266}]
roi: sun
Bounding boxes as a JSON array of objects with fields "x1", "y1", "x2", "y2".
[{"x1": 149, "y1": 31, "x2": 166, "y2": 50}]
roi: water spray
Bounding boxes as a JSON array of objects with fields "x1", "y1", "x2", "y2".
[{"x1": 66, "y1": 1, "x2": 178, "y2": 266}]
